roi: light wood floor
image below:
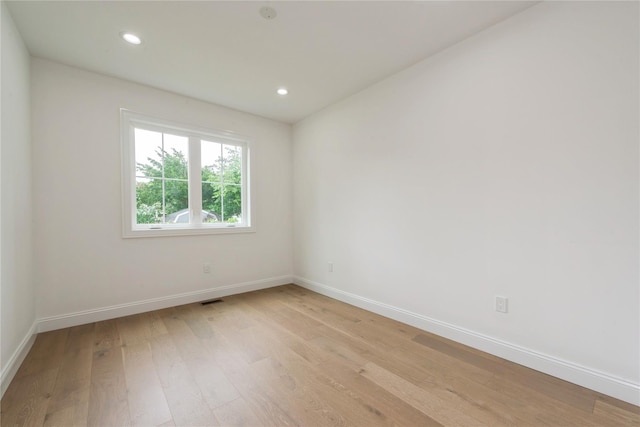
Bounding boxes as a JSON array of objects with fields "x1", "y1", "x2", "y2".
[{"x1": 2, "y1": 285, "x2": 638, "y2": 427}]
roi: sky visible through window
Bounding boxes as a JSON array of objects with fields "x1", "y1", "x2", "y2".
[{"x1": 134, "y1": 128, "x2": 222, "y2": 173}]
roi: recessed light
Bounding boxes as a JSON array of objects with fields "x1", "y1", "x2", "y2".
[
  {"x1": 121, "y1": 32, "x2": 142, "y2": 45},
  {"x1": 277, "y1": 88, "x2": 288, "y2": 95}
]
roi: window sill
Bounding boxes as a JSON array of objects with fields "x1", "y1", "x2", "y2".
[{"x1": 122, "y1": 224, "x2": 255, "y2": 238}]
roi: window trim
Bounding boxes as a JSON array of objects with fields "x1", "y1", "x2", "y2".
[{"x1": 120, "y1": 109, "x2": 254, "y2": 238}]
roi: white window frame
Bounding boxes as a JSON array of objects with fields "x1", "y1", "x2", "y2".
[{"x1": 121, "y1": 109, "x2": 254, "y2": 238}]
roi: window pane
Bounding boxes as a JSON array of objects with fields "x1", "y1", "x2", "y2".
[
  {"x1": 222, "y1": 145, "x2": 242, "y2": 184},
  {"x1": 202, "y1": 183, "x2": 221, "y2": 222},
  {"x1": 223, "y1": 184, "x2": 242, "y2": 223},
  {"x1": 136, "y1": 177, "x2": 162, "y2": 224},
  {"x1": 164, "y1": 180, "x2": 189, "y2": 223},
  {"x1": 163, "y1": 134, "x2": 189, "y2": 180},
  {"x1": 135, "y1": 128, "x2": 162, "y2": 178},
  {"x1": 201, "y1": 140, "x2": 222, "y2": 184}
]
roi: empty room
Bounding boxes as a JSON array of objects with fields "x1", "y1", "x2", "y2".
[{"x1": 1, "y1": 1, "x2": 638, "y2": 426}]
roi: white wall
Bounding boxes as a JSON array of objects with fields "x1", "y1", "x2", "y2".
[
  {"x1": 293, "y1": 1, "x2": 639, "y2": 403},
  {"x1": 31, "y1": 58, "x2": 293, "y2": 325},
  {"x1": 1, "y1": 2, "x2": 36, "y2": 394}
]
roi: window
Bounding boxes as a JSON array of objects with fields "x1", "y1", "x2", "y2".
[{"x1": 121, "y1": 110, "x2": 253, "y2": 237}]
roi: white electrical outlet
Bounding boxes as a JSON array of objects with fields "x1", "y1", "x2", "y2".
[
  {"x1": 495, "y1": 296, "x2": 508, "y2": 313},
  {"x1": 328, "y1": 262, "x2": 334, "y2": 273},
  {"x1": 203, "y1": 263, "x2": 211, "y2": 274}
]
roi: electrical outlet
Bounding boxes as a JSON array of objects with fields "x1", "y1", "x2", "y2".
[
  {"x1": 495, "y1": 296, "x2": 508, "y2": 313},
  {"x1": 328, "y1": 262, "x2": 334, "y2": 273},
  {"x1": 203, "y1": 263, "x2": 211, "y2": 274}
]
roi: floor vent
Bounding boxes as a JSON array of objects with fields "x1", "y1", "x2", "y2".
[{"x1": 201, "y1": 299, "x2": 224, "y2": 305}]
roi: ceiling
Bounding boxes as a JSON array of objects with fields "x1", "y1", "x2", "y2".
[{"x1": 6, "y1": 1, "x2": 536, "y2": 124}]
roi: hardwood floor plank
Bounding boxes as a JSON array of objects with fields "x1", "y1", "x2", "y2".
[
  {"x1": 313, "y1": 322, "x2": 451, "y2": 386},
  {"x1": 360, "y1": 361, "x2": 490, "y2": 426},
  {"x1": 595, "y1": 394, "x2": 640, "y2": 415},
  {"x1": 211, "y1": 398, "x2": 264, "y2": 427},
  {"x1": 227, "y1": 298, "x2": 331, "y2": 367},
  {"x1": 43, "y1": 400, "x2": 88, "y2": 427},
  {"x1": 116, "y1": 311, "x2": 168, "y2": 347},
  {"x1": 177, "y1": 304, "x2": 216, "y2": 339},
  {"x1": 273, "y1": 293, "x2": 630, "y2": 426},
  {"x1": 413, "y1": 332, "x2": 598, "y2": 413},
  {"x1": 199, "y1": 333, "x2": 299, "y2": 427},
  {"x1": 202, "y1": 298, "x2": 256, "y2": 331},
  {"x1": 593, "y1": 399, "x2": 640, "y2": 425},
  {"x1": 87, "y1": 346, "x2": 131, "y2": 427},
  {"x1": 0, "y1": 369, "x2": 58, "y2": 427},
  {"x1": 315, "y1": 358, "x2": 444, "y2": 427},
  {"x1": 3, "y1": 285, "x2": 638, "y2": 427},
  {"x1": 312, "y1": 328, "x2": 544, "y2": 426},
  {"x1": 121, "y1": 342, "x2": 172, "y2": 426},
  {"x1": 13, "y1": 330, "x2": 68, "y2": 380},
  {"x1": 40, "y1": 325, "x2": 95, "y2": 425},
  {"x1": 233, "y1": 305, "x2": 441, "y2": 427},
  {"x1": 280, "y1": 292, "x2": 495, "y2": 386},
  {"x1": 248, "y1": 356, "x2": 349, "y2": 427},
  {"x1": 93, "y1": 319, "x2": 122, "y2": 352},
  {"x1": 482, "y1": 375, "x2": 604, "y2": 426},
  {"x1": 149, "y1": 334, "x2": 219, "y2": 426},
  {"x1": 160, "y1": 309, "x2": 240, "y2": 410},
  {"x1": 239, "y1": 295, "x2": 324, "y2": 340},
  {"x1": 236, "y1": 387, "x2": 299, "y2": 427},
  {"x1": 64, "y1": 324, "x2": 96, "y2": 353},
  {"x1": 45, "y1": 346, "x2": 93, "y2": 416},
  {"x1": 243, "y1": 321, "x2": 358, "y2": 426},
  {"x1": 277, "y1": 287, "x2": 364, "y2": 328}
]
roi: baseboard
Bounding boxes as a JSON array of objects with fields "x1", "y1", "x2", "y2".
[
  {"x1": 37, "y1": 275, "x2": 293, "y2": 333},
  {"x1": 293, "y1": 276, "x2": 640, "y2": 406},
  {"x1": 1, "y1": 322, "x2": 37, "y2": 398}
]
